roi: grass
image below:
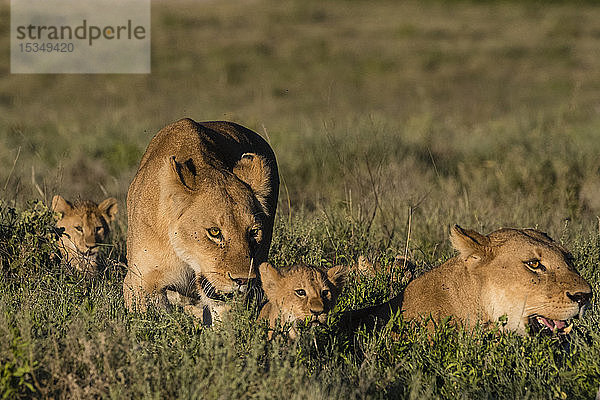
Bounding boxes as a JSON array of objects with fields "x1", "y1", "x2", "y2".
[{"x1": 1, "y1": 0, "x2": 600, "y2": 398}]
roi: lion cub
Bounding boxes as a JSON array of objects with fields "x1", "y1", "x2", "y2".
[
  {"x1": 258, "y1": 262, "x2": 348, "y2": 339},
  {"x1": 52, "y1": 195, "x2": 118, "y2": 275}
]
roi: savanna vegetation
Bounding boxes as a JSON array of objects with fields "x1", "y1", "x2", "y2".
[{"x1": 1, "y1": 0, "x2": 600, "y2": 398}]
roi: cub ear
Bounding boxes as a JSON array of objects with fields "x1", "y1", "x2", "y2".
[
  {"x1": 327, "y1": 264, "x2": 349, "y2": 289},
  {"x1": 98, "y1": 197, "x2": 118, "y2": 222},
  {"x1": 450, "y1": 225, "x2": 490, "y2": 261},
  {"x1": 233, "y1": 153, "x2": 272, "y2": 214},
  {"x1": 51, "y1": 195, "x2": 72, "y2": 217},
  {"x1": 169, "y1": 156, "x2": 198, "y2": 190},
  {"x1": 259, "y1": 262, "x2": 281, "y2": 296}
]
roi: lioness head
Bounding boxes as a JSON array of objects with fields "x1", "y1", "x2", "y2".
[
  {"x1": 449, "y1": 225, "x2": 592, "y2": 334},
  {"x1": 258, "y1": 262, "x2": 348, "y2": 338},
  {"x1": 164, "y1": 153, "x2": 273, "y2": 298},
  {"x1": 52, "y1": 195, "x2": 118, "y2": 275}
]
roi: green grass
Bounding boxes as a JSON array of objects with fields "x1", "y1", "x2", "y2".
[
  {"x1": 1, "y1": 0, "x2": 600, "y2": 398},
  {"x1": 1, "y1": 202, "x2": 600, "y2": 399}
]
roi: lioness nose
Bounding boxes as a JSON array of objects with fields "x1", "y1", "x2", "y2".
[
  {"x1": 566, "y1": 291, "x2": 592, "y2": 306},
  {"x1": 310, "y1": 309, "x2": 324, "y2": 316},
  {"x1": 229, "y1": 275, "x2": 249, "y2": 287}
]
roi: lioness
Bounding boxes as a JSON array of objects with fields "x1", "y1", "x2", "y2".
[
  {"x1": 52, "y1": 195, "x2": 118, "y2": 275},
  {"x1": 124, "y1": 119, "x2": 279, "y2": 322},
  {"x1": 258, "y1": 262, "x2": 348, "y2": 339},
  {"x1": 345, "y1": 225, "x2": 592, "y2": 335}
]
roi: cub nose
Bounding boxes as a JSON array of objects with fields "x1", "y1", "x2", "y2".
[
  {"x1": 566, "y1": 291, "x2": 593, "y2": 306},
  {"x1": 310, "y1": 309, "x2": 324, "y2": 316}
]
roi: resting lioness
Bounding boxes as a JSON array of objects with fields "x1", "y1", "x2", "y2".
[
  {"x1": 52, "y1": 195, "x2": 118, "y2": 275},
  {"x1": 124, "y1": 119, "x2": 279, "y2": 322},
  {"x1": 258, "y1": 262, "x2": 348, "y2": 339},
  {"x1": 344, "y1": 225, "x2": 592, "y2": 335}
]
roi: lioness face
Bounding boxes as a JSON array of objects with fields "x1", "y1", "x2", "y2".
[
  {"x1": 52, "y1": 195, "x2": 118, "y2": 275},
  {"x1": 259, "y1": 262, "x2": 348, "y2": 327},
  {"x1": 167, "y1": 169, "x2": 267, "y2": 298},
  {"x1": 171, "y1": 186, "x2": 263, "y2": 294},
  {"x1": 458, "y1": 227, "x2": 593, "y2": 334}
]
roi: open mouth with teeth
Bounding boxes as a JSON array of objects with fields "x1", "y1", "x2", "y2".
[{"x1": 527, "y1": 315, "x2": 574, "y2": 335}]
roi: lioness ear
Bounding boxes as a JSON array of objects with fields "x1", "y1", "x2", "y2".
[
  {"x1": 259, "y1": 262, "x2": 281, "y2": 296},
  {"x1": 98, "y1": 197, "x2": 118, "y2": 222},
  {"x1": 169, "y1": 156, "x2": 198, "y2": 190},
  {"x1": 233, "y1": 153, "x2": 272, "y2": 214},
  {"x1": 327, "y1": 264, "x2": 349, "y2": 289},
  {"x1": 51, "y1": 195, "x2": 72, "y2": 217},
  {"x1": 450, "y1": 225, "x2": 490, "y2": 261}
]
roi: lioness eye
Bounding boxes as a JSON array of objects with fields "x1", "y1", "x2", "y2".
[
  {"x1": 321, "y1": 289, "x2": 330, "y2": 297},
  {"x1": 75, "y1": 226, "x2": 83, "y2": 233},
  {"x1": 524, "y1": 259, "x2": 545, "y2": 271},
  {"x1": 249, "y1": 228, "x2": 261, "y2": 239},
  {"x1": 95, "y1": 227, "x2": 103, "y2": 233},
  {"x1": 207, "y1": 227, "x2": 222, "y2": 239},
  {"x1": 295, "y1": 289, "x2": 306, "y2": 297}
]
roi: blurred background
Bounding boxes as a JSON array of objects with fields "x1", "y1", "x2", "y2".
[{"x1": 2, "y1": 0, "x2": 600, "y2": 257}]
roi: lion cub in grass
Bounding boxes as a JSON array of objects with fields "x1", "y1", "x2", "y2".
[
  {"x1": 52, "y1": 195, "x2": 118, "y2": 275},
  {"x1": 166, "y1": 262, "x2": 348, "y2": 338},
  {"x1": 258, "y1": 262, "x2": 348, "y2": 339}
]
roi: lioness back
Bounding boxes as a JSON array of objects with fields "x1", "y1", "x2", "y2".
[
  {"x1": 124, "y1": 119, "x2": 279, "y2": 321},
  {"x1": 52, "y1": 195, "x2": 118, "y2": 275}
]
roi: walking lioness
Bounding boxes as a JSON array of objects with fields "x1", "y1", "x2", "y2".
[
  {"x1": 124, "y1": 119, "x2": 279, "y2": 321},
  {"x1": 345, "y1": 225, "x2": 592, "y2": 335}
]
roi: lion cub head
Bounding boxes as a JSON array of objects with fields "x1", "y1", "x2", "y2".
[
  {"x1": 404, "y1": 225, "x2": 592, "y2": 335},
  {"x1": 258, "y1": 262, "x2": 348, "y2": 339},
  {"x1": 52, "y1": 195, "x2": 118, "y2": 275}
]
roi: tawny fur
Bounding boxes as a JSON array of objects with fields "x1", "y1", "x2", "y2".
[
  {"x1": 123, "y1": 119, "x2": 279, "y2": 322},
  {"x1": 344, "y1": 225, "x2": 592, "y2": 335},
  {"x1": 258, "y1": 262, "x2": 348, "y2": 339},
  {"x1": 52, "y1": 195, "x2": 118, "y2": 276}
]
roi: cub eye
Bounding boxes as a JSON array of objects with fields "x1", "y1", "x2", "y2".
[
  {"x1": 74, "y1": 226, "x2": 83, "y2": 233},
  {"x1": 321, "y1": 289, "x2": 330, "y2": 297},
  {"x1": 207, "y1": 227, "x2": 222, "y2": 240},
  {"x1": 524, "y1": 259, "x2": 545, "y2": 272},
  {"x1": 295, "y1": 289, "x2": 306, "y2": 297}
]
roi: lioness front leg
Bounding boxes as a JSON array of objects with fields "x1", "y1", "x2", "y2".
[
  {"x1": 165, "y1": 289, "x2": 230, "y2": 326},
  {"x1": 123, "y1": 265, "x2": 170, "y2": 312}
]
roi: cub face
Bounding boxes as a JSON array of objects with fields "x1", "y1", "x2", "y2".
[
  {"x1": 165, "y1": 154, "x2": 272, "y2": 297},
  {"x1": 52, "y1": 195, "x2": 118, "y2": 275},
  {"x1": 451, "y1": 226, "x2": 593, "y2": 334},
  {"x1": 258, "y1": 262, "x2": 348, "y2": 338}
]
